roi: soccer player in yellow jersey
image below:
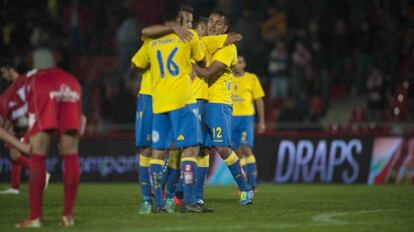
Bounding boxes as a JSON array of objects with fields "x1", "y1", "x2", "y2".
[
  {"x1": 140, "y1": 5, "x2": 201, "y2": 210},
  {"x1": 231, "y1": 55, "x2": 266, "y2": 192},
  {"x1": 163, "y1": 5, "x2": 195, "y2": 211},
  {"x1": 131, "y1": 40, "x2": 154, "y2": 214},
  {"x1": 193, "y1": 9, "x2": 254, "y2": 205},
  {"x1": 132, "y1": 0, "x2": 205, "y2": 213},
  {"x1": 192, "y1": 17, "x2": 242, "y2": 206},
  {"x1": 141, "y1": 9, "x2": 243, "y2": 207},
  {"x1": 184, "y1": 16, "x2": 243, "y2": 206}
]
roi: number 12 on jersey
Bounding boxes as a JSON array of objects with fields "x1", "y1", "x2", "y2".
[{"x1": 156, "y1": 47, "x2": 180, "y2": 78}]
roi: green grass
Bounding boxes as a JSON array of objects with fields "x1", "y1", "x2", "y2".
[{"x1": 0, "y1": 183, "x2": 413, "y2": 231}]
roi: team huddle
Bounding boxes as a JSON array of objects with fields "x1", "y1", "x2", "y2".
[
  {"x1": 0, "y1": 0, "x2": 265, "y2": 228},
  {"x1": 132, "y1": 0, "x2": 266, "y2": 213}
]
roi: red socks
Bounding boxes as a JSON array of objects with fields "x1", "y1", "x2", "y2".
[
  {"x1": 11, "y1": 161, "x2": 22, "y2": 189},
  {"x1": 11, "y1": 156, "x2": 31, "y2": 190},
  {"x1": 27, "y1": 154, "x2": 80, "y2": 219},
  {"x1": 29, "y1": 155, "x2": 46, "y2": 219},
  {"x1": 62, "y1": 154, "x2": 80, "y2": 216},
  {"x1": 17, "y1": 155, "x2": 31, "y2": 169}
]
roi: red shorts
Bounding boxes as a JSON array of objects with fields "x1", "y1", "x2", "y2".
[{"x1": 24, "y1": 69, "x2": 82, "y2": 139}]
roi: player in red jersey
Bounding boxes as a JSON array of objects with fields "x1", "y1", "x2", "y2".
[
  {"x1": 0, "y1": 64, "x2": 32, "y2": 194},
  {"x1": 0, "y1": 59, "x2": 51, "y2": 195},
  {"x1": 0, "y1": 58, "x2": 82, "y2": 228}
]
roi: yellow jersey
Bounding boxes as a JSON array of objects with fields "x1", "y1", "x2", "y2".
[
  {"x1": 131, "y1": 41, "x2": 152, "y2": 96},
  {"x1": 192, "y1": 76, "x2": 208, "y2": 100},
  {"x1": 201, "y1": 35, "x2": 228, "y2": 66},
  {"x1": 192, "y1": 35, "x2": 228, "y2": 100},
  {"x1": 231, "y1": 72, "x2": 265, "y2": 116},
  {"x1": 207, "y1": 44, "x2": 238, "y2": 105},
  {"x1": 133, "y1": 30, "x2": 204, "y2": 113}
]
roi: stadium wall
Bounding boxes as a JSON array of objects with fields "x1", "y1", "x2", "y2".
[{"x1": 0, "y1": 135, "x2": 412, "y2": 185}]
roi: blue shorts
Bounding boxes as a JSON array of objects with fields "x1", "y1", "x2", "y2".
[
  {"x1": 204, "y1": 103, "x2": 232, "y2": 147},
  {"x1": 135, "y1": 94, "x2": 153, "y2": 147},
  {"x1": 231, "y1": 116, "x2": 255, "y2": 149},
  {"x1": 192, "y1": 100, "x2": 207, "y2": 147},
  {"x1": 152, "y1": 105, "x2": 201, "y2": 150}
]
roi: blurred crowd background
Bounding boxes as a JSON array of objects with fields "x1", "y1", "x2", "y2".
[{"x1": 2, "y1": 0, "x2": 414, "y2": 133}]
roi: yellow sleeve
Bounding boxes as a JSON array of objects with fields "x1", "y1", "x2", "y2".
[
  {"x1": 252, "y1": 74, "x2": 265, "y2": 99},
  {"x1": 190, "y1": 30, "x2": 205, "y2": 62},
  {"x1": 212, "y1": 45, "x2": 237, "y2": 67},
  {"x1": 201, "y1": 35, "x2": 227, "y2": 54},
  {"x1": 131, "y1": 42, "x2": 150, "y2": 69}
]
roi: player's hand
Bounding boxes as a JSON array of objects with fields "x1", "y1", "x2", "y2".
[
  {"x1": 19, "y1": 143, "x2": 31, "y2": 155},
  {"x1": 192, "y1": 64, "x2": 201, "y2": 75},
  {"x1": 257, "y1": 121, "x2": 266, "y2": 134},
  {"x1": 191, "y1": 70, "x2": 197, "y2": 80},
  {"x1": 172, "y1": 25, "x2": 193, "y2": 42}
]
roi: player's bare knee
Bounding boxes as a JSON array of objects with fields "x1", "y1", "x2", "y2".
[
  {"x1": 59, "y1": 131, "x2": 80, "y2": 154},
  {"x1": 241, "y1": 146, "x2": 253, "y2": 157},
  {"x1": 235, "y1": 148, "x2": 244, "y2": 158},
  {"x1": 140, "y1": 147, "x2": 152, "y2": 157},
  {"x1": 152, "y1": 150, "x2": 167, "y2": 160},
  {"x1": 215, "y1": 146, "x2": 231, "y2": 159},
  {"x1": 199, "y1": 148, "x2": 209, "y2": 157},
  {"x1": 182, "y1": 146, "x2": 199, "y2": 158},
  {"x1": 192, "y1": 146, "x2": 200, "y2": 156},
  {"x1": 29, "y1": 132, "x2": 51, "y2": 155}
]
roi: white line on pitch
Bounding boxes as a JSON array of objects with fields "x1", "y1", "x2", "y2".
[{"x1": 312, "y1": 209, "x2": 392, "y2": 225}]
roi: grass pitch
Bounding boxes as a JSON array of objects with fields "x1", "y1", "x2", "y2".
[{"x1": 0, "y1": 183, "x2": 413, "y2": 232}]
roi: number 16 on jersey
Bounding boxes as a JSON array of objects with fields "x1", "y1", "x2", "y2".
[{"x1": 156, "y1": 47, "x2": 180, "y2": 78}]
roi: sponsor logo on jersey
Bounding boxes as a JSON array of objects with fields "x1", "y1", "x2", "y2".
[{"x1": 49, "y1": 84, "x2": 80, "y2": 102}]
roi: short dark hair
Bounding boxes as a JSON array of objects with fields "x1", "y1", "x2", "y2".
[
  {"x1": 161, "y1": 0, "x2": 182, "y2": 22},
  {"x1": 0, "y1": 57, "x2": 15, "y2": 69},
  {"x1": 194, "y1": 17, "x2": 208, "y2": 28},
  {"x1": 210, "y1": 9, "x2": 230, "y2": 26},
  {"x1": 180, "y1": 5, "x2": 193, "y2": 14}
]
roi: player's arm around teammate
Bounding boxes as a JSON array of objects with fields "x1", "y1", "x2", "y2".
[
  {"x1": 133, "y1": 0, "x2": 207, "y2": 213},
  {"x1": 140, "y1": 6, "x2": 198, "y2": 212},
  {"x1": 193, "y1": 10, "x2": 254, "y2": 205},
  {"x1": 141, "y1": 17, "x2": 243, "y2": 47}
]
